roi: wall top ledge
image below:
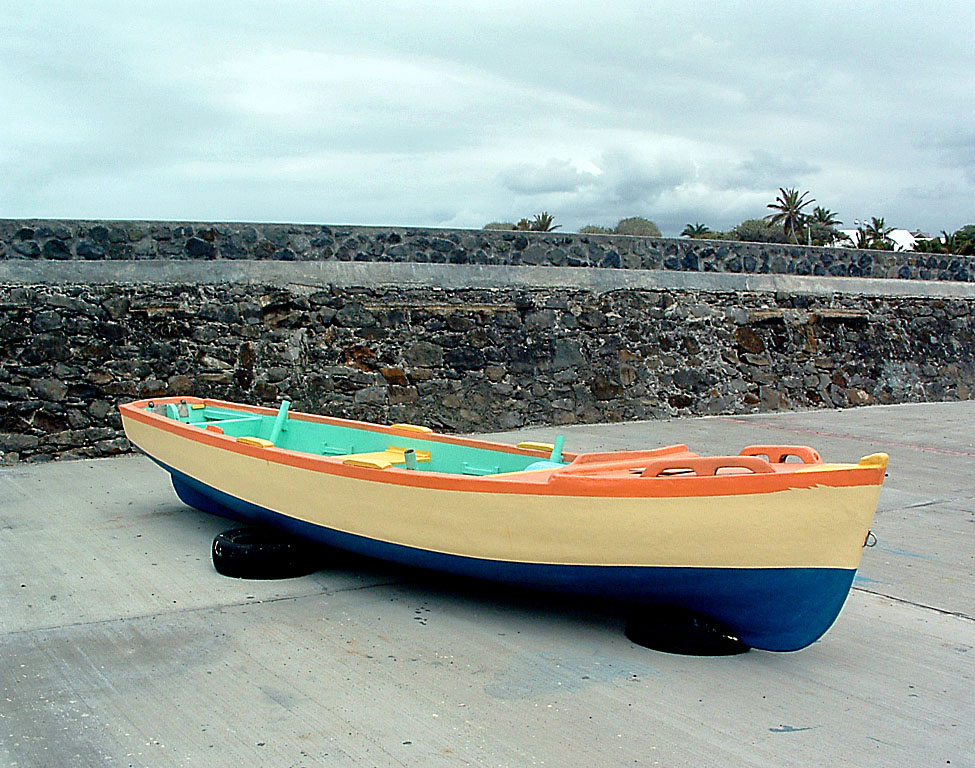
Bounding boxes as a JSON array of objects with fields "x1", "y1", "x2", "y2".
[{"x1": 2, "y1": 259, "x2": 973, "y2": 299}]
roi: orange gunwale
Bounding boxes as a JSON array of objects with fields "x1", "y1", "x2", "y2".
[{"x1": 119, "y1": 397, "x2": 887, "y2": 498}]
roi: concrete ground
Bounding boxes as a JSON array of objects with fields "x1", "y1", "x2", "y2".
[{"x1": 1, "y1": 402, "x2": 972, "y2": 768}]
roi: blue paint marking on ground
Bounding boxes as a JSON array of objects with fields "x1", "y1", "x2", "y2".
[
  {"x1": 853, "y1": 574, "x2": 892, "y2": 586},
  {"x1": 875, "y1": 545, "x2": 937, "y2": 560}
]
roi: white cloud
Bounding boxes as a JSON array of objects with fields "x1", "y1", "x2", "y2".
[
  {"x1": 1, "y1": 0, "x2": 973, "y2": 235},
  {"x1": 500, "y1": 159, "x2": 600, "y2": 195}
]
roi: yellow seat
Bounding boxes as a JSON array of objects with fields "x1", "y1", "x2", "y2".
[
  {"x1": 236, "y1": 436, "x2": 275, "y2": 448},
  {"x1": 341, "y1": 445, "x2": 431, "y2": 470},
  {"x1": 517, "y1": 441, "x2": 555, "y2": 452}
]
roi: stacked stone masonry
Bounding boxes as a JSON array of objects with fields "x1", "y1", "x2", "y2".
[
  {"x1": 2, "y1": 279, "x2": 974, "y2": 462},
  {"x1": 3, "y1": 219, "x2": 973, "y2": 282}
]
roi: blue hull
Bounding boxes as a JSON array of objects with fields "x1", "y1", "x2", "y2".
[{"x1": 167, "y1": 463, "x2": 855, "y2": 652}]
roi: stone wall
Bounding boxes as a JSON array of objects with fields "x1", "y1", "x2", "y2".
[
  {"x1": 3, "y1": 218, "x2": 973, "y2": 282},
  {"x1": 2, "y1": 272, "x2": 973, "y2": 463}
]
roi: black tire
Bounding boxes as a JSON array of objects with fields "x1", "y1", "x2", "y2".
[
  {"x1": 625, "y1": 606, "x2": 750, "y2": 656},
  {"x1": 212, "y1": 527, "x2": 320, "y2": 580}
]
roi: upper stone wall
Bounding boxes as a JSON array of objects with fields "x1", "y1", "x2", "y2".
[{"x1": 2, "y1": 219, "x2": 972, "y2": 282}]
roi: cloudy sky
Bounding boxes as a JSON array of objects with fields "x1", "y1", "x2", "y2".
[{"x1": 1, "y1": 1, "x2": 973, "y2": 236}]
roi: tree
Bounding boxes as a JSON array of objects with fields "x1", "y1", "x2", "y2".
[
  {"x1": 733, "y1": 218, "x2": 789, "y2": 243},
  {"x1": 956, "y1": 224, "x2": 975, "y2": 243},
  {"x1": 938, "y1": 227, "x2": 975, "y2": 255},
  {"x1": 812, "y1": 206, "x2": 841, "y2": 227},
  {"x1": 806, "y1": 222, "x2": 843, "y2": 247},
  {"x1": 514, "y1": 212, "x2": 560, "y2": 232},
  {"x1": 941, "y1": 230, "x2": 960, "y2": 253},
  {"x1": 531, "y1": 211, "x2": 560, "y2": 232},
  {"x1": 681, "y1": 223, "x2": 711, "y2": 238},
  {"x1": 956, "y1": 225, "x2": 975, "y2": 255},
  {"x1": 833, "y1": 230, "x2": 854, "y2": 247},
  {"x1": 483, "y1": 221, "x2": 517, "y2": 230},
  {"x1": 854, "y1": 227, "x2": 870, "y2": 249},
  {"x1": 805, "y1": 207, "x2": 844, "y2": 245},
  {"x1": 579, "y1": 225, "x2": 613, "y2": 234},
  {"x1": 864, "y1": 216, "x2": 894, "y2": 248},
  {"x1": 765, "y1": 187, "x2": 815, "y2": 244},
  {"x1": 614, "y1": 217, "x2": 661, "y2": 236},
  {"x1": 914, "y1": 226, "x2": 975, "y2": 255},
  {"x1": 848, "y1": 217, "x2": 894, "y2": 250}
]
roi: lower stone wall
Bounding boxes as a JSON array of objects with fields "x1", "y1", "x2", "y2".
[{"x1": 2, "y1": 275, "x2": 973, "y2": 462}]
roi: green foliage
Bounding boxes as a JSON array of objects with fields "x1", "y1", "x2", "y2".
[
  {"x1": 865, "y1": 216, "x2": 893, "y2": 243},
  {"x1": 863, "y1": 217, "x2": 894, "y2": 249},
  {"x1": 847, "y1": 217, "x2": 895, "y2": 250},
  {"x1": 811, "y1": 206, "x2": 841, "y2": 228},
  {"x1": 614, "y1": 217, "x2": 661, "y2": 237},
  {"x1": 832, "y1": 230, "x2": 855, "y2": 248},
  {"x1": 733, "y1": 218, "x2": 790, "y2": 243},
  {"x1": 486, "y1": 213, "x2": 560, "y2": 232},
  {"x1": 807, "y1": 222, "x2": 845, "y2": 247},
  {"x1": 915, "y1": 225, "x2": 975, "y2": 255},
  {"x1": 483, "y1": 221, "x2": 517, "y2": 230},
  {"x1": 529, "y1": 212, "x2": 560, "y2": 232},
  {"x1": 681, "y1": 223, "x2": 711, "y2": 238},
  {"x1": 956, "y1": 224, "x2": 975, "y2": 241},
  {"x1": 579, "y1": 225, "x2": 613, "y2": 234},
  {"x1": 765, "y1": 187, "x2": 815, "y2": 244},
  {"x1": 510, "y1": 212, "x2": 561, "y2": 232},
  {"x1": 950, "y1": 225, "x2": 975, "y2": 255}
]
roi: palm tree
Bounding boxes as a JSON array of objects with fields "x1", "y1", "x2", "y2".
[
  {"x1": 812, "y1": 206, "x2": 841, "y2": 227},
  {"x1": 528, "y1": 212, "x2": 560, "y2": 232},
  {"x1": 940, "y1": 230, "x2": 960, "y2": 254},
  {"x1": 834, "y1": 230, "x2": 854, "y2": 247},
  {"x1": 681, "y1": 223, "x2": 711, "y2": 238},
  {"x1": 806, "y1": 206, "x2": 843, "y2": 246},
  {"x1": 865, "y1": 217, "x2": 894, "y2": 247},
  {"x1": 766, "y1": 188, "x2": 815, "y2": 244}
]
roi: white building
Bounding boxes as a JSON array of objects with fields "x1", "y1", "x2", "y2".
[{"x1": 835, "y1": 228, "x2": 921, "y2": 252}]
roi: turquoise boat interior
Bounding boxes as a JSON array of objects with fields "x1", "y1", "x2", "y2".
[{"x1": 148, "y1": 399, "x2": 568, "y2": 476}]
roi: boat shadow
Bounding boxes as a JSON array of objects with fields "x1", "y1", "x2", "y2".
[
  {"x1": 303, "y1": 542, "x2": 630, "y2": 635},
  {"x1": 302, "y1": 545, "x2": 749, "y2": 655}
]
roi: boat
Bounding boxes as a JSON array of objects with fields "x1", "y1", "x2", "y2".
[{"x1": 119, "y1": 396, "x2": 888, "y2": 652}]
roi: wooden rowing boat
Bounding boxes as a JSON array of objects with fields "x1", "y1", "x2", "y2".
[{"x1": 119, "y1": 396, "x2": 888, "y2": 651}]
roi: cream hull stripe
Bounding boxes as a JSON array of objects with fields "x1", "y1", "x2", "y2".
[{"x1": 125, "y1": 418, "x2": 879, "y2": 570}]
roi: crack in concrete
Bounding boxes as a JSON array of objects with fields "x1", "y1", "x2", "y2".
[
  {"x1": 1, "y1": 577, "x2": 405, "y2": 639},
  {"x1": 852, "y1": 586, "x2": 974, "y2": 623}
]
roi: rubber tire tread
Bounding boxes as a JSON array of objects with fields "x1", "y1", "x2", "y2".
[{"x1": 212, "y1": 527, "x2": 320, "y2": 580}]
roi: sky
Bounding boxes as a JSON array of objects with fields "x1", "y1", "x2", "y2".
[{"x1": 1, "y1": 1, "x2": 973, "y2": 237}]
